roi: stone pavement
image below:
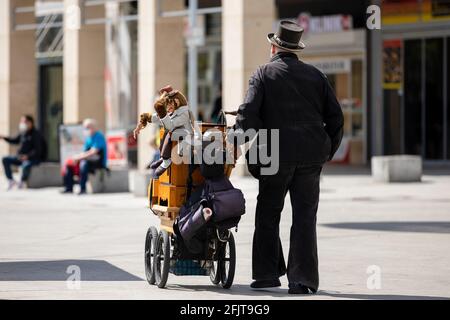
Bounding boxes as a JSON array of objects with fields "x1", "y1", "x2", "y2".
[{"x1": 0, "y1": 169, "x2": 449, "y2": 300}]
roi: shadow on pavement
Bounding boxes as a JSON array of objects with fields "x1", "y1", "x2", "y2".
[
  {"x1": 322, "y1": 221, "x2": 450, "y2": 234},
  {"x1": 0, "y1": 259, "x2": 143, "y2": 281},
  {"x1": 166, "y1": 284, "x2": 289, "y2": 298},
  {"x1": 167, "y1": 285, "x2": 449, "y2": 300}
]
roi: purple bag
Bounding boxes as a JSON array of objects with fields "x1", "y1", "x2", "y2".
[
  {"x1": 206, "y1": 178, "x2": 246, "y2": 223},
  {"x1": 178, "y1": 202, "x2": 207, "y2": 241}
]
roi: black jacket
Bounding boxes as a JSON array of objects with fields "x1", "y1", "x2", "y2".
[
  {"x1": 4, "y1": 128, "x2": 43, "y2": 161},
  {"x1": 234, "y1": 52, "x2": 344, "y2": 164}
]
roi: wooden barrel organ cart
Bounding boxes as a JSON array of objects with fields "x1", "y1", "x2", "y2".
[{"x1": 144, "y1": 123, "x2": 236, "y2": 289}]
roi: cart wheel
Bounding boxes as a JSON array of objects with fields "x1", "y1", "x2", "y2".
[
  {"x1": 219, "y1": 232, "x2": 236, "y2": 289},
  {"x1": 144, "y1": 226, "x2": 158, "y2": 285},
  {"x1": 154, "y1": 230, "x2": 171, "y2": 288},
  {"x1": 209, "y1": 250, "x2": 221, "y2": 285}
]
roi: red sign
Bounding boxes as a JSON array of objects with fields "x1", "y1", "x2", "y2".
[{"x1": 107, "y1": 130, "x2": 128, "y2": 167}]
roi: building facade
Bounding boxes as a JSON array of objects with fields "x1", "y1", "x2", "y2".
[
  {"x1": 377, "y1": 0, "x2": 450, "y2": 164},
  {"x1": 1, "y1": 0, "x2": 449, "y2": 178}
]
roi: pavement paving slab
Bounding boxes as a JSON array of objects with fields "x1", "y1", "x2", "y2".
[{"x1": 0, "y1": 171, "x2": 449, "y2": 300}]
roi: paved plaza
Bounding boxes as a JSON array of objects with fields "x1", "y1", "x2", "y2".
[{"x1": 1, "y1": 168, "x2": 449, "y2": 300}]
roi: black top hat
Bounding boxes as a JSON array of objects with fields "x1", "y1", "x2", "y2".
[{"x1": 267, "y1": 20, "x2": 305, "y2": 51}]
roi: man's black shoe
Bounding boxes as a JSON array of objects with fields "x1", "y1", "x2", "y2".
[
  {"x1": 288, "y1": 283, "x2": 312, "y2": 294},
  {"x1": 78, "y1": 190, "x2": 87, "y2": 196},
  {"x1": 250, "y1": 279, "x2": 281, "y2": 289},
  {"x1": 60, "y1": 189, "x2": 73, "y2": 194}
]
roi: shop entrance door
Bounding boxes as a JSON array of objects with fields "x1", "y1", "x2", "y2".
[
  {"x1": 402, "y1": 37, "x2": 449, "y2": 161},
  {"x1": 39, "y1": 62, "x2": 63, "y2": 162},
  {"x1": 313, "y1": 58, "x2": 365, "y2": 164}
]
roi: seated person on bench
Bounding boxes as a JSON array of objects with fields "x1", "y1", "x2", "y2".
[
  {"x1": 0, "y1": 115, "x2": 45, "y2": 190},
  {"x1": 61, "y1": 118, "x2": 107, "y2": 195}
]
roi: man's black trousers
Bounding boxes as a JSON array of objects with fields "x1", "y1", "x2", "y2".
[{"x1": 252, "y1": 163, "x2": 322, "y2": 292}]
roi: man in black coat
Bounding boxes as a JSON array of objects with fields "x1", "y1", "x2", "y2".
[
  {"x1": 231, "y1": 20, "x2": 344, "y2": 294},
  {"x1": 1, "y1": 115, "x2": 44, "y2": 190}
]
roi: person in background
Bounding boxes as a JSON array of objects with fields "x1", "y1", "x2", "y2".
[
  {"x1": 61, "y1": 119, "x2": 107, "y2": 195},
  {"x1": 146, "y1": 138, "x2": 161, "y2": 178},
  {"x1": 1, "y1": 115, "x2": 44, "y2": 190},
  {"x1": 210, "y1": 83, "x2": 223, "y2": 123}
]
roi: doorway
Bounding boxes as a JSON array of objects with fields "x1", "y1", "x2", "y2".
[
  {"x1": 39, "y1": 62, "x2": 63, "y2": 162},
  {"x1": 384, "y1": 36, "x2": 450, "y2": 161}
]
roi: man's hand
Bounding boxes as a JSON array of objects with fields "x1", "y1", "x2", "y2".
[
  {"x1": 19, "y1": 155, "x2": 28, "y2": 161},
  {"x1": 224, "y1": 111, "x2": 238, "y2": 116}
]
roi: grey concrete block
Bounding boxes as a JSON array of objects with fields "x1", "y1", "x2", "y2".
[
  {"x1": 87, "y1": 169, "x2": 130, "y2": 193},
  {"x1": 131, "y1": 171, "x2": 152, "y2": 197},
  {"x1": 27, "y1": 163, "x2": 62, "y2": 188},
  {"x1": 371, "y1": 155, "x2": 422, "y2": 182}
]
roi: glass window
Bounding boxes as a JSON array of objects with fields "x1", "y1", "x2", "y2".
[
  {"x1": 198, "y1": 52, "x2": 209, "y2": 80},
  {"x1": 384, "y1": 89, "x2": 402, "y2": 155},
  {"x1": 425, "y1": 38, "x2": 444, "y2": 159},
  {"x1": 404, "y1": 39, "x2": 423, "y2": 155},
  {"x1": 39, "y1": 64, "x2": 63, "y2": 162}
]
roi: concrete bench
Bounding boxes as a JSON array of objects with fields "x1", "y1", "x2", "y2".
[
  {"x1": 371, "y1": 155, "x2": 422, "y2": 182},
  {"x1": 87, "y1": 168, "x2": 129, "y2": 193},
  {"x1": 129, "y1": 171, "x2": 152, "y2": 197},
  {"x1": 27, "y1": 163, "x2": 62, "y2": 188}
]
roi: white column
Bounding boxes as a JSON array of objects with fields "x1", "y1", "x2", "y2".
[
  {"x1": 137, "y1": 0, "x2": 184, "y2": 172},
  {"x1": 223, "y1": 0, "x2": 275, "y2": 125},
  {"x1": 63, "y1": 0, "x2": 106, "y2": 131},
  {"x1": 222, "y1": 0, "x2": 275, "y2": 174}
]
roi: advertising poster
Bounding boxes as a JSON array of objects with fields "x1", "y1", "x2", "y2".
[
  {"x1": 59, "y1": 124, "x2": 85, "y2": 168},
  {"x1": 107, "y1": 130, "x2": 128, "y2": 168},
  {"x1": 383, "y1": 39, "x2": 403, "y2": 90}
]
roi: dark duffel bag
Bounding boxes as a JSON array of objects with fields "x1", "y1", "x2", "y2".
[
  {"x1": 205, "y1": 177, "x2": 246, "y2": 223},
  {"x1": 215, "y1": 216, "x2": 241, "y2": 231}
]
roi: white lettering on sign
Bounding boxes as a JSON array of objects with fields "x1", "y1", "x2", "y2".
[
  {"x1": 297, "y1": 14, "x2": 353, "y2": 34},
  {"x1": 309, "y1": 59, "x2": 351, "y2": 75}
]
